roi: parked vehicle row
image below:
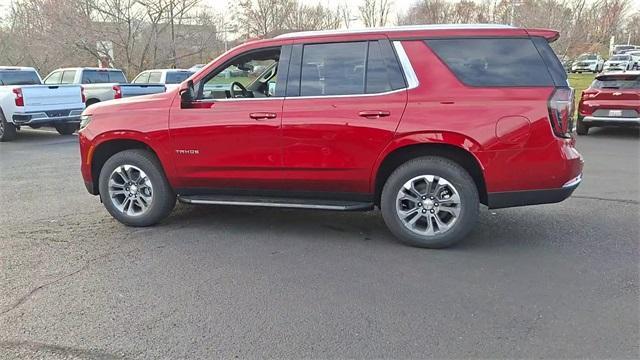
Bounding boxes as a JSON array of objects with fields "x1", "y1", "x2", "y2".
[
  {"x1": 568, "y1": 46, "x2": 640, "y2": 74},
  {"x1": 0, "y1": 66, "x2": 84, "y2": 141},
  {"x1": 0, "y1": 66, "x2": 199, "y2": 141}
]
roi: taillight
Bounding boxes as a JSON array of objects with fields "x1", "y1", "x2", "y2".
[
  {"x1": 548, "y1": 87, "x2": 575, "y2": 138},
  {"x1": 113, "y1": 85, "x2": 122, "y2": 99},
  {"x1": 81, "y1": 86, "x2": 86, "y2": 103},
  {"x1": 12, "y1": 88, "x2": 24, "y2": 106}
]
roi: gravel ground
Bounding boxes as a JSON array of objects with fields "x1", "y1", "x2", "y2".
[{"x1": 0, "y1": 127, "x2": 638, "y2": 359}]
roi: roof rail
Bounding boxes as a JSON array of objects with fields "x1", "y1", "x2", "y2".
[{"x1": 275, "y1": 24, "x2": 514, "y2": 39}]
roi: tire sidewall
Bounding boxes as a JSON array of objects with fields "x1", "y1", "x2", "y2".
[
  {"x1": 98, "y1": 150, "x2": 175, "y2": 226},
  {"x1": 381, "y1": 157, "x2": 479, "y2": 248}
]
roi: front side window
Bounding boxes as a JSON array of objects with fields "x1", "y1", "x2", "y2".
[
  {"x1": 132, "y1": 72, "x2": 149, "y2": 84},
  {"x1": 44, "y1": 71, "x2": 62, "y2": 84},
  {"x1": 147, "y1": 72, "x2": 162, "y2": 83},
  {"x1": 300, "y1": 42, "x2": 367, "y2": 96},
  {"x1": 198, "y1": 47, "x2": 281, "y2": 100},
  {"x1": 61, "y1": 70, "x2": 76, "y2": 84},
  {"x1": 426, "y1": 38, "x2": 554, "y2": 87}
]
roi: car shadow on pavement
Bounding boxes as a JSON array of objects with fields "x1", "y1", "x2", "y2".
[
  {"x1": 0, "y1": 128, "x2": 77, "y2": 144},
  {"x1": 584, "y1": 127, "x2": 639, "y2": 138},
  {"x1": 155, "y1": 200, "x2": 626, "y2": 252}
]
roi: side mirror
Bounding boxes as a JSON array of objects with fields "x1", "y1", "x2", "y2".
[{"x1": 179, "y1": 80, "x2": 195, "y2": 107}]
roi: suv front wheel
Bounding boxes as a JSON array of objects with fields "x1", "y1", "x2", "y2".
[
  {"x1": 381, "y1": 156, "x2": 479, "y2": 248},
  {"x1": 99, "y1": 149, "x2": 176, "y2": 226}
]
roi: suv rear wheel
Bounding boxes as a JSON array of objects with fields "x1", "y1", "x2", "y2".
[
  {"x1": 576, "y1": 118, "x2": 589, "y2": 135},
  {"x1": 381, "y1": 156, "x2": 479, "y2": 248},
  {"x1": 98, "y1": 149, "x2": 176, "y2": 226}
]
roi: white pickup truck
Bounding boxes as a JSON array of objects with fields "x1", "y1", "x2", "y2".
[
  {"x1": 0, "y1": 66, "x2": 84, "y2": 142},
  {"x1": 43, "y1": 67, "x2": 166, "y2": 107}
]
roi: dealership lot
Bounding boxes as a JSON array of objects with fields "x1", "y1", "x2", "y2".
[{"x1": 0, "y1": 128, "x2": 638, "y2": 358}]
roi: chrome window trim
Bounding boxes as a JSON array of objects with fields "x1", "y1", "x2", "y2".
[
  {"x1": 284, "y1": 88, "x2": 407, "y2": 100},
  {"x1": 393, "y1": 41, "x2": 419, "y2": 90}
]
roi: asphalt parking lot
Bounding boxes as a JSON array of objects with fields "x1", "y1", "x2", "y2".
[{"x1": 0, "y1": 127, "x2": 638, "y2": 359}]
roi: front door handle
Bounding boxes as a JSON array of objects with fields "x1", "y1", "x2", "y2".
[
  {"x1": 249, "y1": 112, "x2": 277, "y2": 120},
  {"x1": 358, "y1": 110, "x2": 390, "y2": 119}
]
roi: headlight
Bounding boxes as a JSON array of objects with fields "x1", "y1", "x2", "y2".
[{"x1": 79, "y1": 114, "x2": 92, "y2": 130}]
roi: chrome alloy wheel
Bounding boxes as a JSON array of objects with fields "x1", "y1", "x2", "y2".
[
  {"x1": 396, "y1": 175, "x2": 462, "y2": 236},
  {"x1": 108, "y1": 165, "x2": 153, "y2": 216}
]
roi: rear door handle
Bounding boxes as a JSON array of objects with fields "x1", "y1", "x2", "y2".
[
  {"x1": 249, "y1": 112, "x2": 277, "y2": 120},
  {"x1": 358, "y1": 110, "x2": 391, "y2": 118}
]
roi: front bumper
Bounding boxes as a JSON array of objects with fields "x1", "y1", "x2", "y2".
[
  {"x1": 487, "y1": 173, "x2": 582, "y2": 209},
  {"x1": 12, "y1": 109, "x2": 84, "y2": 126},
  {"x1": 582, "y1": 115, "x2": 640, "y2": 127}
]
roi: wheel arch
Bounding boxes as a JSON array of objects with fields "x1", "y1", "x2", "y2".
[
  {"x1": 373, "y1": 140, "x2": 487, "y2": 206},
  {"x1": 89, "y1": 137, "x2": 162, "y2": 195}
]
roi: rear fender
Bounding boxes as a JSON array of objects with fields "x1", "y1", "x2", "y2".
[{"x1": 370, "y1": 131, "x2": 484, "y2": 193}]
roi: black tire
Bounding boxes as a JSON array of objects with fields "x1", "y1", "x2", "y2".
[
  {"x1": 55, "y1": 123, "x2": 78, "y2": 135},
  {"x1": 86, "y1": 99, "x2": 100, "y2": 108},
  {"x1": 98, "y1": 149, "x2": 176, "y2": 226},
  {"x1": 380, "y1": 156, "x2": 480, "y2": 249},
  {"x1": 576, "y1": 118, "x2": 589, "y2": 135},
  {"x1": 0, "y1": 109, "x2": 17, "y2": 142}
]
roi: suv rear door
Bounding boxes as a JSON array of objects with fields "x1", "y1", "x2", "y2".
[{"x1": 281, "y1": 38, "x2": 408, "y2": 194}]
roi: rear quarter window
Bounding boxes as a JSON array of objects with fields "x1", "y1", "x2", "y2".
[{"x1": 425, "y1": 38, "x2": 554, "y2": 87}]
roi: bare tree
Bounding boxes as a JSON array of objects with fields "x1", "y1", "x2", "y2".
[
  {"x1": 359, "y1": 0, "x2": 392, "y2": 27},
  {"x1": 235, "y1": 0, "x2": 296, "y2": 38}
]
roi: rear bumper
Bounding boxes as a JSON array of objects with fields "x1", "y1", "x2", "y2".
[
  {"x1": 488, "y1": 173, "x2": 582, "y2": 209},
  {"x1": 582, "y1": 115, "x2": 640, "y2": 127},
  {"x1": 12, "y1": 109, "x2": 84, "y2": 126}
]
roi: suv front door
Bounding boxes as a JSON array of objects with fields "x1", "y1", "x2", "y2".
[
  {"x1": 281, "y1": 39, "x2": 408, "y2": 195},
  {"x1": 170, "y1": 45, "x2": 290, "y2": 191}
]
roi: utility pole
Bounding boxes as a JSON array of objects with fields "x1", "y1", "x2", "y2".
[{"x1": 169, "y1": 0, "x2": 177, "y2": 68}]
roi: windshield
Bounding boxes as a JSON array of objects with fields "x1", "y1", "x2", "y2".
[
  {"x1": 610, "y1": 55, "x2": 630, "y2": 61},
  {"x1": 577, "y1": 54, "x2": 596, "y2": 61},
  {"x1": 0, "y1": 70, "x2": 41, "y2": 85},
  {"x1": 592, "y1": 75, "x2": 640, "y2": 89}
]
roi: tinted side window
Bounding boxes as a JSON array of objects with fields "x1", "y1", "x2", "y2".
[
  {"x1": 166, "y1": 71, "x2": 194, "y2": 84},
  {"x1": 44, "y1": 71, "x2": 62, "y2": 84},
  {"x1": 426, "y1": 38, "x2": 554, "y2": 87},
  {"x1": 366, "y1": 41, "x2": 392, "y2": 94},
  {"x1": 108, "y1": 71, "x2": 126, "y2": 83},
  {"x1": 301, "y1": 42, "x2": 367, "y2": 96},
  {"x1": 147, "y1": 72, "x2": 162, "y2": 83},
  {"x1": 82, "y1": 70, "x2": 109, "y2": 84},
  {"x1": 61, "y1": 70, "x2": 76, "y2": 84}
]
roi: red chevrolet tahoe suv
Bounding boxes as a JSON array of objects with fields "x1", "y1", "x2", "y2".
[
  {"x1": 79, "y1": 25, "x2": 583, "y2": 248},
  {"x1": 576, "y1": 71, "x2": 640, "y2": 135}
]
